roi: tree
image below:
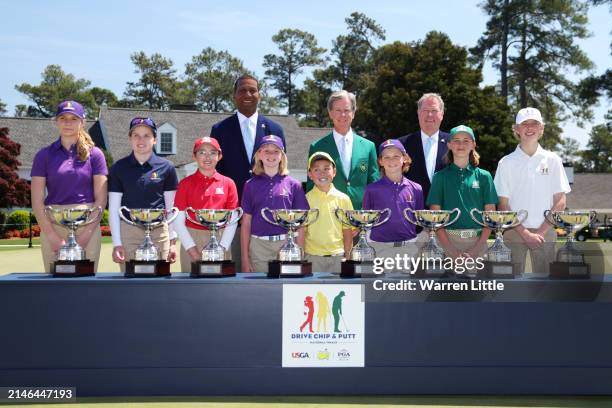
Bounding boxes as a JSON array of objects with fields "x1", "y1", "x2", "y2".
[
  {"x1": 580, "y1": 124, "x2": 612, "y2": 172},
  {"x1": 89, "y1": 87, "x2": 119, "y2": 108},
  {"x1": 356, "y1": 32, "x2": 515, "y2": 172},
  {"x1": 0, "y1": 98, "x2": 6, "y2": 116},
  {"x1": 263, "y1": 29, "x2": 326, "y2": 114},
  {"x1": 328, "y1": 12, "x2": 386, "y2": 94},
  {"x1": 14, "y1": 65, "x2": 118, "y2": 118},
  {"x1": 557, "y1": 136, "x2": 582, "y2": 166},
  {"x1": 470, "y1": 0, "x2": 594, "y2": 147},
  {"x1": 124, "y1": 51, "x2": 179, "y2": 109},
  {"x1": 0, "y1": 128, "x2": 30, "y2": 208},
  {"x1": 184, "y1": 48, "x2": 252, "y2": 112},
  {"x1": 295, "y1": 68, "x2": 334, "y2": 127}
]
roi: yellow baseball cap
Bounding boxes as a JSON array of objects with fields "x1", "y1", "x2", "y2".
[{"x1": 308, "y1": 151, "x2": 336, "y2": 169}]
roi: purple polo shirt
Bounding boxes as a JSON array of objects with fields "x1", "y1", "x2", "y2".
[
  {"x1": 30, "y1": 139, "x2": 108, "y2": 205},
  {"x1": 363, "y1": 176, "x2": 424, "y2": 242},
  {"x1": 241, "y1": 174, "x2": 309, "y2": 236}
]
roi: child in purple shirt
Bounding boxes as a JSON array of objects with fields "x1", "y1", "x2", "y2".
[
  {"x1": 240, "y1": 135, "x2": 309, "y2": 272},
  {"x1": 30, "y1": 100, "x2": 108, "y2": 272},
  {"x1": 363, "y1": 139, "x2": 424, "y2": 269}
]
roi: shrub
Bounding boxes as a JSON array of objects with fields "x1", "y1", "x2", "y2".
[
  {"x1": 6, "y1": 210, "x2": 36, "y2": 230},
  {"x1": 100, "y1": 226, "x2": 111, "y2": 236},
  {"x1": 101, "y1": 209, "x2": 109, "y2": 226},
  {"x1": 3, "y1": 229, "x2": 21, "y2": 239}
]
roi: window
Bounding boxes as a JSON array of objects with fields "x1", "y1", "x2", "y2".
[{"x1": 155, "y1": 123, "x2": 177, "y2": 155}]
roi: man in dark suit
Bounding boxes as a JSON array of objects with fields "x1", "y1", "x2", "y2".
[
  {"x1": 210, "y1": 74, "x2": 285, "y2": 200},
  {"x1": 209, "y1": 74, "x2": 285, "y2": 270},
  {"x1": 398, "y1": 93, "x2": 449, "y2": 203}
]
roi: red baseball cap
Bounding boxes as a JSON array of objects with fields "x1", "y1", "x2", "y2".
[{"x1": 193, "y1": 137, "x2": 222, "y2": 154}]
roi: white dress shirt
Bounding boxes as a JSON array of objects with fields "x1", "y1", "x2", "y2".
[
  {"x1": 237, "y1": 111, "x2": 258, "y2": 162},
  {"x1": 421, "y1": 130, "x2": 439, "y2": 182},
  {"x1": 333, "y1": 128, "x2": 354, "y2": 178}
]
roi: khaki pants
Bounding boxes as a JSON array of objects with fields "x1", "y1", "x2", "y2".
[
  {"x1": 40, "y1": 203, "x2": 102, "y2": 273},
  {"x1": 248, "y1": 237, "x2": 285, "y2": 273},
  {"x1": 504, "y1": 228, "x2": 556, "y2": 274},
  {"x1": 444, "y1": 234, "x2": 486, "y2": 257},
  {"x1": 371, "y1": 240, "x2": 419, "y2": 273},
  {"x1": 119, "y1": 221, "x2": 169, "y2": 272},
  {"x1": 179, "y1": 227, "x2": 231, "y2": 272},
  {"x1": 306, "y1": 254, "x2": 343, "y2": 273}
]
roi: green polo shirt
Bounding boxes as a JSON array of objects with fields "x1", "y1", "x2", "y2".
[{"x1": 426, "y1": 163, "x2": 498, "y2": 230}]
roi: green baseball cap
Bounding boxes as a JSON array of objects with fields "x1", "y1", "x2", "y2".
[{"x1": 449, "y1": 125, "x2": 475, "y2": 141}]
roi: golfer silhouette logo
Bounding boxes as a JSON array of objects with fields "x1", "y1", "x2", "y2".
[
  {"x1": 332, "y1": 291, "x2": 346, "y2": 333},
  {"x1": 299, "y1": 296, "x2": 314, "y2": 333},
  {"x1": 316, "y1": 292, "x2": 330, "y2": 332}
]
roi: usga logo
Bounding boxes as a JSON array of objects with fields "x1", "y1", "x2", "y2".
[
  {"x1": 291, "y1": 352, "x2": 309, "y2": 359},
  {"x1": 337, "y1": 349, "x2": 351, "y2": 361}
]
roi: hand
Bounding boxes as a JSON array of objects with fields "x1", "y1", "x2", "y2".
[
  {"x1": 446, "y1": 247, "x2": 463, "y2": 260},
  {"x1": 112, "y1": 246, "x2": 126, "y2": 263},
  {"x1": 167, "y1": 242, "x2": 177, "y2": 263},
  {"x1": 187, "y1": 246, "x2": 201, "y2": 262},
  {"x1": 76, "y1": 226, "x2": 95, "y2": 249},
  {"x1": 47, "y1": 230, "x2": 66, "y2": 253},
  {"x1": 522, "y1": 230, "x2": 545, "y2": 250},
  {"x1": 242, "y1": 257, "x2": 254, "y2": 273}
]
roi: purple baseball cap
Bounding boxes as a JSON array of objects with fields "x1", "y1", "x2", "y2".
[
  {"x1": 255, "y1": 134, "x2": 285, "y2": 151},
  {"x1": 378, "y1": 139, "x2": 406, "y2": 155},
  {"x1": 129, "y1": 117, "x2": 157, "y2": 136},
  {"x1": 55, "y1": 100, "x2": 85, "y2": 119}
]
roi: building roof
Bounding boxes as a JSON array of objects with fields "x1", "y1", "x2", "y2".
[
  {"x1": 0, "y1": 117, "x2": 98, "y2": 169},
  {"x1": 97, "y1": 106, "x2": 329, "y2": 169},
  {"x1": 566, "y1": 173, "x2": 612, "y2": 213}
]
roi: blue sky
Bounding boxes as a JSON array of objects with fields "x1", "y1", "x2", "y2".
[{"x1": 1, "y1": 0, "x2": 610, "y2": 147}]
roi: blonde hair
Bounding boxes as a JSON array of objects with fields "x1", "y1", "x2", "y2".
[
  {"x1": 55, "y1": 116, "x2": 95, "y2": 162},
  {"x1": 378, "y1": 152, "x2": 412, "y2": 177},
  {"x1": 252, "y1": 149, "x2": 290, "y2": 176},
  {"x1": 446, "y1": 149, "x2": 480, "y2": 167}
]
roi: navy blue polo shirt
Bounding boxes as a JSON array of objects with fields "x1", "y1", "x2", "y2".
[{"x1": 108, "y1": 152, "x2": 178, "y2": 209}]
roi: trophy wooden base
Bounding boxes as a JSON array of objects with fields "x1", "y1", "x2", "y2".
[
  {"x1": 125, "y1": 261, "x2": 171, "y2": 277},
  {"x1": 191, "y1": 261, "x2": 236, "y2": 277},
  {"x1": 477, "y1": 261, "x2": 520, "y2": 279},
  {"x1": 340, "y1": 260, "x2": 379, "y2": 278},
  {"x1": 549, "y1": 261, "x2": 590, "y2": 279},
  {"x1": 51, "y1": 260, "x2": 95, "y2": 277},
  {"x1": 267, "y1": 260, "x2": 312, "y2": 278}
]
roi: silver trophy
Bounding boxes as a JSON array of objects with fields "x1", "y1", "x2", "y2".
[
  {"x1": 404, "y1": 209, "x2": 460, "y2": 277},
  {"x1": 261, "y1": 208, "x2": 319, "y2": 261},
  {"x1": 45, "y1": 205, "x2": 102, "y2": 276},
  {"x1": 186, "y1": 208, "x2": 243, "y2": 261},
  {"x1": 261, "y1": 208, "x2": 319, "y2": 277},
  {"x1": 544, "y1": 210, "x2": 596, "y2": 278},
  {"x1": 119, "y1": 207, "x2": 178, "y2": 276},
  {"x1": 470, "y1": 209, "x2": 528, "y2": 277},
  {"x1": 334, "y1": 209, "x2": 391, "y2": 262}
]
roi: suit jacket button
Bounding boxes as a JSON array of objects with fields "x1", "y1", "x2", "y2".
[{"x1": 347, "y1": 182, "x2": 351, "y2": 186}]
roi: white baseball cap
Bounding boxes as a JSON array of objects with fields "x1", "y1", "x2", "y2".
[{"x1": 516, "y1": 107, "x2": 544, "y2": 125}]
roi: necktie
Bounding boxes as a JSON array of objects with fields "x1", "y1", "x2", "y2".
[
  {"x1": 341, "y1": 137, "x2": 351, "y2": 178},
  {"x1": 424, "y1": 137, "x2": 435, "y2": 181},
  {"x1": 243, "y1": 120, "x2": 254, "y2": 162}
]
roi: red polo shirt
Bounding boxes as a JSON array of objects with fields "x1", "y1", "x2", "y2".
[{"x1": 174, "y1": 170, "x2": 239, "y2": 230}]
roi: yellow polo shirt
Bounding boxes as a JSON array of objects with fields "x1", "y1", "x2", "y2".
[{"x1": 305, "y1": 185, "x2": 353, "y2": 256}]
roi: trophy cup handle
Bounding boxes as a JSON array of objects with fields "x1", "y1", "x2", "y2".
[
  {"x1": 165, "y1": 207, "x2": 179, "y2": 225},
  {"x1": 445, "y1": 208, "x2": 461, "y2": 228},
  {"x1": 372, "y1": 208, "x2": 392, "y2": 228},
  {"x1": 469, "y1": 208, "x2": 487, "y2": 228},
  {"x1": 543, "y1": 209, "x2": 556, "y2": 227},
  {"x1": 44, "y1": 206, "x2": 61, "y2": 226},
  {"x1": 119, "y1": 206, "x2": 137, "y2": 226},
  {"x1": 403, "y1": 208, "x2": 418, "y2": 226},
  {"x1": 334, "y1": 208, "x2": 353, "y2": 229},
  {"x1": 261, "y1": 207, "x2": 278, "y2": 227},
  {"x1": 184, "y1": 207, "x2": 199, "y2": 226},
  {"x1": 511, "y1": 209, "x2": 529, "y2": 228},
  {"x1": 228, "y1": 207, "x2": 244, "y2": 226},
  {"x1": 82, "y1": 206, "x2": 103, "y2": 227},
  {"x1": 300, "y1": 209, "x2": 320, "y2": 228}
]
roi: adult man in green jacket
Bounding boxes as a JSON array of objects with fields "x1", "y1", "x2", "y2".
[{"x1": 306, "y1": 90, "x2": 379, "y2": 209}]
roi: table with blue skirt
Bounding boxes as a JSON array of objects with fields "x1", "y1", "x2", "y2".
[{"x1": 1, "y1": 272, "x2": 612, "y2": 396}]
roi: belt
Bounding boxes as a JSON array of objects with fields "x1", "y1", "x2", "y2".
[
  {"x1": 393, "y1": 239, "x2": 417, "y2": 247},
  {"x1": 446, "y1": 229, "x2": 481, "y2": 238},
  {"x1": 251, "y1": 233, "x2": 293, "y2": 241},
  {"x1": 321, "y1": 253, "x2": 344, "y2": 257}
]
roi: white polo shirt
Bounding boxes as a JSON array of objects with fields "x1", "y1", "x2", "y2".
[{"x1": 494, "y1": 144, "x2": 571, "y2": 229}]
